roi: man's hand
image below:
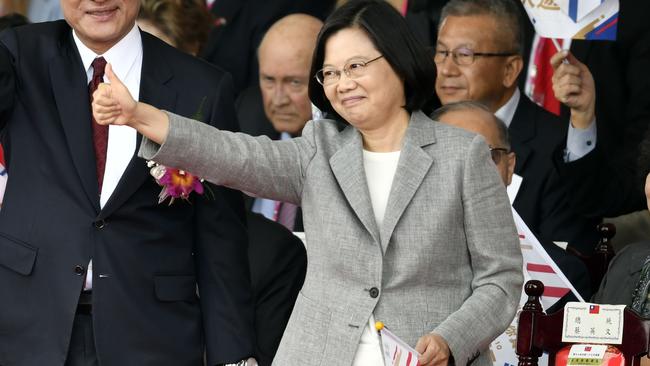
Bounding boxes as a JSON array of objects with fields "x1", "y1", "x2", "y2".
[
  {"x1": 550, "y1": 50, "x2": 596, "y2": 129},
  {"x1": 92, "y1": 63, "x2": 137, "y2": 127},
  {"x1": 415, "y1": 333, "x2": 450, "y2": 366}
]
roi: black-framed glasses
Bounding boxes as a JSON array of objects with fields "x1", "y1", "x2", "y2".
[
  {"x1": 434, "y1": 47, "x2": 517, "y2": 66},
  {"x1": 314, "y1": 55, "x2": 384, "y2": 86},
  {"x1": 489, "y1": 147, "x2": 511, "y2": 165}
]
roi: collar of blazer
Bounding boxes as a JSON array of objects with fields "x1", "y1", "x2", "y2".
[{"x1": 329, "y1": 111, "x2": 436, "y2": 252}]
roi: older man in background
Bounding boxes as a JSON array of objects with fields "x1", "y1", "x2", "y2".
[{"x1": 237, "y1": 13, "x2": 323, "y2": 231}]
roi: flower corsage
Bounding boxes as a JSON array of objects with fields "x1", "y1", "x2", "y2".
[
  {"x1": 148, "y1": 161, "x2": 204, "y2": 205},
  {"x1": 148, "y1": 97, "x2": 209, "y2": 205}
]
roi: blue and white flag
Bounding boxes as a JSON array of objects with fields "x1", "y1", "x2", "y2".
[{"x1": 522, "y1": 0, "x2": 618, "y2": 41}]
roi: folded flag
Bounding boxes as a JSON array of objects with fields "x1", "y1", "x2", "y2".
[{"x1": 376, "y1": 321, "x2": 421, "y2": 366}]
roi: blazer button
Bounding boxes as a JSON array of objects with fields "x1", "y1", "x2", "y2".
[
  {"x1": 93, "y1": 219, "x2": 106, "y2": 229},
  {"x1": 369, "y1": 287, "x2": 379, "y2": 298},
  {"x1": 74, "y1": 265, "x2": 85, "y2": 275}
]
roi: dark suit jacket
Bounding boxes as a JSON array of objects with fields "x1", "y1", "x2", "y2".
[
  {"x1": 246, "y1": 212, "x2": 306, "y2": 366},
  {"x1": 511, "y1": 95, "x2": 600, "y2": 255},
  {"x1": 0, "y1": 21, "x2": 254, "y2": 366},
  {"x1": 201, "y1": 0, "x2": 335, "y2": 96}
]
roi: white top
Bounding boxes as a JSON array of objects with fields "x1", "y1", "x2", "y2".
[
  {"x1": 352, "y1": 149, "x2": 401, "y2": 366},
  {"x1": 362, "y1": 150, "x2": 401, "y2": 228},
  {"x1": 73, "y1": 24, "x2": 142, "y2": 289}
]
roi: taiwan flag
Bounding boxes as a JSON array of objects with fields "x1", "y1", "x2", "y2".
[{"x1": 589, "y1": 304, "x2": 600, "y2": 314}]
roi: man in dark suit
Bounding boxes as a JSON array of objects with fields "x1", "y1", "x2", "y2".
[
  {"x1": 434, "y1": 0, "x2": 596, "y2": 297},
  {"x1": 0, "y1": 0, "x2": 254, "y2": 365}
]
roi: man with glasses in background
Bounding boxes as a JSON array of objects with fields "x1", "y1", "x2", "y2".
[{"x1": 434, "y1": 0, "x2": 595, "y2": 299}]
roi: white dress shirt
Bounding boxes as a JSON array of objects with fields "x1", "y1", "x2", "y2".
[{"x1": 73, "y1": 24, "x2": 142, "y2": 289}]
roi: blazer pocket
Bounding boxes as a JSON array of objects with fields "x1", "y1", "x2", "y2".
[
  {"x1": 281, "y1": 292, "x2": 332, "y2": 363},
  {"x1": 0, "y1": 232, "x2": 37, "y2": 276},
  {"x1": 153, "y1": 275, "x2": 197, "y2": 302}
]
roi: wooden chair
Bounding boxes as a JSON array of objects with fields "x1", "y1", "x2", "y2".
[
  {"x1": 516, "y1": 280, "x2": 650, "y2": 366},
  {"x1": 566, "y1": 223, "x2": 617, "y2": 294}
]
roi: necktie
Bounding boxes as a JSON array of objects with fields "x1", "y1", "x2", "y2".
[
  {"x1": 274, "y1": 201, "x2": 298, "y2": 231},
  {"x1": 89, "y1": 57, "x2": 108, "y2": 191},
  {"x1": 529, "y1": 37, "x2": 562, "y2": 116}
]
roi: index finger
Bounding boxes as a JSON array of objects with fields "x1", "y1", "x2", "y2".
[{"x1": 550, "y1": 50, "x2": 569, "y2": 71}]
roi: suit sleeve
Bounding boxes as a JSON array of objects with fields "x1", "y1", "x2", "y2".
[
  {"x1": 192, "y1": 72, "x2": 255, "y2": 364},
  {"x1": 432, "y1": 134, "x2": 523, "y2": 366},
  {"x1": 555, "y1": 144, "x2": 645, "y2": 219},
  {"x1": 0, "y1": 30, "x2": 16, "y2": 130},
  {"x1": 139, "y1": 103, "x2": 317, "y2": 206}
]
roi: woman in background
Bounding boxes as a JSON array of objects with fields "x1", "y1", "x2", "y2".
[{"x1": 137, "y1": 0, "x2": 212, "y2": 56}]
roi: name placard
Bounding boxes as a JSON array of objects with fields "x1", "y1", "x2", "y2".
[{"x1": 562, "y1": 303, "x2": 625, "y2": 344}]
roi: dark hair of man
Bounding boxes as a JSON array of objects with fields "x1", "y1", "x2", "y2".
[
  {"x1": 439, "y1": 0, "x2": 524, "y2": 57},
  {"x1": 308, "y1": 0, "x2": 437, "y2": 123},
  {"x1": 430, "y1": 100, "x2": 511, "y2": 150}
]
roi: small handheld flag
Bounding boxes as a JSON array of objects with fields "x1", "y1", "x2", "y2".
[{"x1": 376, "y1": 321, "x2": 421, "y2": 366}]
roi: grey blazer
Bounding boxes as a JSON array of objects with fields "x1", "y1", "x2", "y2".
[{"x1": 141, "y1": 110, "x2": 523, "y2": 366}]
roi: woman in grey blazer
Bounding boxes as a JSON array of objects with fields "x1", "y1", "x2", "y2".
[{"x1": 93, "y1": 1, "x2": 523, "y2": 365}]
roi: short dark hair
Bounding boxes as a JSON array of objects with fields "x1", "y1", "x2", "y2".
[
  {"x1": 431, "y1": 100, "x2": 511, "y2": 149},
  {"x1": 309, "y1": 0, "x2": 437, "y2": 122},
  {"x1": 439, "y1": 0, "x2": 524, "y2": 56}
]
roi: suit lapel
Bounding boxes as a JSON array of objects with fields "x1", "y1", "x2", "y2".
[
  {"x1": 330, "y1": 126, "x2": 381, "y2": 245},
  {"x1": 50, "y1": 34, "x2": 101, "y2": 213},
  {"x1": 99, "y1": 34, "x2": 176, "y2": 219},
  {"x1": 380, "y1": 111, "x2": 435, "y2": 253},
  {"x1": 509, "y1": 96, "x2": 535, "y2": 174}
]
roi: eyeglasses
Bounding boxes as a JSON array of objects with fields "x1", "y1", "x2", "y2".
[
  {"x1": 434, "y1": 47, "x2": 517, "y2": 66},
  {"x1": 489, "y1": 147, "x2": 511, "y2": 165},
  {"x1": 315, "y1": 55, "x2": 384, "y2": 86}
]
